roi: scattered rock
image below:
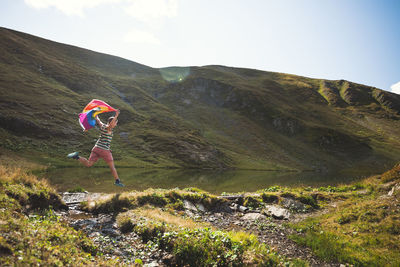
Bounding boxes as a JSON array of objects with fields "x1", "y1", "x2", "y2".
[
  {"x1": 264, "y1": 205, "x2": 290, "y2": 220},
  {"x1": 239, "y1": 206, "x2": 248, "y2": 212},
  {"x1": 213, "y1": 203, "x2": 232, "y2": 213},
  {"x1": 102, "y1": 228, "x2": 120, "y2": 237},
  {"x1": 230, "y1": 203, "x2": 238, "y2": 211},
  {"x1": 60, "y1": 191, "x2": 333, "y2": 266},
  {"x1": 281, "y1": 198, "x2": 307, "y2": 212},
  {"x1": 183, "y1": 200, "x2": 197, "y2": 212},
  {"x1": 62, "y1": 192, "x2": 88, "y2": 204},
  {"x1": 388, "y1": 183, "x2": 400, "y2": 196},
  {"x1": 145, "y1": 261, "x2": 159, "y2": 267},
  {"x1": 196, "y1": 203, "x2": 206, "y2": 212},
  {"x1": 241, "y1": 213, "x2": 267, "y2": 221},
  {"x1": 185, "y1": 210, "x2": 195, "y2": 217}
]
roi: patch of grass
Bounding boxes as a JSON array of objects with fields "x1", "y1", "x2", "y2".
[
  {"x1": 318, "y1": 183, "x2": 364, "y2": 193},
  {"x1": 0, "y1": 165, "x2": 67, "y2": 210},
  {"x1": 118, "y1": 207, "x2": 207, "y2": 232},
  {"x1": 83, "y1": 188, "x2": 229, "y2": 214},
  {"x1": 67, "y1": 185, "x2": 86, "y2": 193},
  {"x1": 243, "y1": 195, "x2": 263, "y2": 209},
  {"x1": 380, "y1": 163, "x2": 400, "y2": 183},
  {"x1": 0, "y1": 164, "x2": 119, "y2": 266},
  {"x1": 289, "y1": 164, "x2": 400, "y2": 266}
]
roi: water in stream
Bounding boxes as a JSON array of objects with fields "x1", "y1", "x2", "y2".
[{"x1": 41, "y1": 167, "x2": 373, "y2": 194}]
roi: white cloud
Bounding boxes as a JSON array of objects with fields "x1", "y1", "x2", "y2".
[
  {"x1": 390, "y1": 81, "x2": 400, "y2": 94},
  {"x1": 24, "y1": 0, "x2": 120, "y2": 17},
  {"x1": 124, "y1": 0, "x2": 178, "y2": 23},
  {"x1": 123, "y1": 28, "x2": 160, "y2": 45},
  {"x1": 25, "y1": 0, "x2": 179, "y2": 20}
]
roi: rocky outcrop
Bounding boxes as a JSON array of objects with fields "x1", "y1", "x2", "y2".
[{"x1": 272, "y1": 117, "x2": 302, "y2": 136}]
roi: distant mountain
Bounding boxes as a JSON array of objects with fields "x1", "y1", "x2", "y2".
[{"x1": 1, "y1": 27, "x2": 400, "y2": 173}]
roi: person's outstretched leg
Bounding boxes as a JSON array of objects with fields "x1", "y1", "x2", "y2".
[
  {"x1": 68, "y1": 149, "x2": 98, "y2": 167},
  {"x1": 78, "y1": 156, "x2": 95, "y2": 167},
  {"x1": 106, "y1": 159, "x2": 124, "y2": 186},
  {"x1": 107, "y1": 160, "x2": 119, "y2": 180}
]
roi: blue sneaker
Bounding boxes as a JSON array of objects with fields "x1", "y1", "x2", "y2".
[
  {"x1": 114, "y1": 179, "x2": 125, "y2": 187},
  {"x1": 67, "y1": 152, "x2": 80, "y2": 159}
]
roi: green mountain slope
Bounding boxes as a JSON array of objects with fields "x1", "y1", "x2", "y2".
[{"x1": 1, "y1": 27, "x2": 400, "y2": 172}]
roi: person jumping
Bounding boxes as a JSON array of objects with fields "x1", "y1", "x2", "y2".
[{"x1": 67, "y1": 109, "x2": 124, "y2": 186}]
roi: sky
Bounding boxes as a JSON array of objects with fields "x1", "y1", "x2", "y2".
[{"x1": 1, "y1": 0, "x2": 399, "y2": 93}]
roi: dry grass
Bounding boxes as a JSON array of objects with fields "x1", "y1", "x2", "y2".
[
  {"x1": 135, "y1": 206, "x2": 209, "y2": 229},
  {"x1": 0, "y1": 164, "x2": 52, "y2": 192},
  {"x1": 0, "y1": 163, "x2": 120, "y2": 266},
  {"x1": 0, "y1": 149, "x2": 44, "y2": 170}
]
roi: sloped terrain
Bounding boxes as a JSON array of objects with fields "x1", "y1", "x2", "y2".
[{"x1": 1, "y1": 27, "x2": 400, "y2": 172}]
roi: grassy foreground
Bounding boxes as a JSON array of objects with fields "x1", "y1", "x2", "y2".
[
  {"x1": 0, "y1": 161, "x2": 307, "y2": 266},
  {"x1": 83, "y1": 190, "x2": 308, "y2": 266},
  {"x1": 0, "y1": 164, "x2": 122, "y2": 266},
  {"x1": 289, "y1": 165, "x2": 400, "y2": 266},
  {"x1": 1, "y1": 155, "x2": 399, "y2": 266}
]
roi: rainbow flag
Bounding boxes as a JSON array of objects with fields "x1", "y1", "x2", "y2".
[{"x1": 79, "y1": 99, "x2": 117, "y2": 131}]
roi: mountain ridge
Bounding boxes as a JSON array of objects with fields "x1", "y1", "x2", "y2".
[{"x1": 1, "y1": 26, "x2": 400, "y2": 174}]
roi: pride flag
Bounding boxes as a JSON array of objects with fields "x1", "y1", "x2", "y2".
[{"x1": 79, "y1": 99, "x2": 117, "y2": 131}]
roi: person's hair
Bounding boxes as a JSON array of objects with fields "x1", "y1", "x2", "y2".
[{"x1": 108, "y1": 116, "x2": 115, "y2": 124}]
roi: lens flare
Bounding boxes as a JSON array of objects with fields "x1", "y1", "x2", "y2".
[{"x1": 159, "y1": 67, "x2": 190, "y2": 83}]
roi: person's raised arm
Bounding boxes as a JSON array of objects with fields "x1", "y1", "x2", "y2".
[
  {"x1": 107, "y1": 110, "x2": 119, "y2": 130},
  {"x1": 111, "y1": 110, "x2": 120, "y2": 124},
  {"x1": 96, "y1": 116, "x2": 104, "y2": 128}
]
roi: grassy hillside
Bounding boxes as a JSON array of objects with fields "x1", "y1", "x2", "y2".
[
  {"x1": 1, "y1": 27, "x2": 400, "y2": 172},
  {"x1": 289, "y1": 164, "x2": 400, "y2": 266}
]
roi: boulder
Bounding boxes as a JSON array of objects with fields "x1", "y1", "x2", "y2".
[
  {"x1": 183, "y1": 200, "x2": 198, "y2": 212},
  {"x1": 281, "y1": 198, "x2": 307, "y2": 212},
  {"x1": 239, "y1": 206, "x2": 248, "y2": 212},
  {"x1": 196, "y1": 203, "x2": 206, "y2": 212},
  {"x1": 264, "y1": 205, "x2": 290, "y2": 220}
]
